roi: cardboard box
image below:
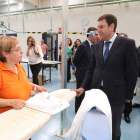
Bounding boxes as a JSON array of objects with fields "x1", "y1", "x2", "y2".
[{"x1": 32, "y1": 75, "x2": 46, "y2": 85}]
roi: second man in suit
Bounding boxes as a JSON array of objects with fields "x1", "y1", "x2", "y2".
[{"x1": 73, "y1": 27, "x2": 98, "y2": 113}]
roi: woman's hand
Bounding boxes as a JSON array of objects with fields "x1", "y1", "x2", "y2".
[
  {"x1": 10, "y1": 99, "x2": 25, "y2": 110},
  {"x1": 34, "y1": 45, "x2": 40, "y2": 56},
  {"x1": 31, "y1": 86, "x2": 48, "y2": 96},
  {"x1": 27, "y1": 42, "x2": 31, "y2": 48},
  {"x1": 67, "y1": 56, "x2": 69, "y2": 60},
  {"x1": 36, "y1": 86, "x2": 48, "y2": 92},
  {"x1": 73, "y1": 69, "x2": 76, "y2": 74}
]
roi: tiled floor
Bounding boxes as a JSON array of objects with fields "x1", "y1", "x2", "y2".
[{"x1": 22, "y1": 65, "x2": 140, "y2": 140}]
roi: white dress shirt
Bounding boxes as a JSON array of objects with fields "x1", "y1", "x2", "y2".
[{"x1": 101, "y1": 33, "x2": 117, "y2": 86}]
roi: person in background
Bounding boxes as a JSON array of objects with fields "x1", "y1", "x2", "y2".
[
  {"x1": 58, "y1": 41, "x2": 62, "y2": 74},
  {"x1": 72, "y1": 14, "x2": 138, "y2": 140},
  {"x1": 132, "y1": 45, "x2": 140, "y2": 108},
  {"x1": 26, "y1": 36, "x2": 43, "y2": 85},
  {"x1": 72, "y1": 39, "x2": 81, "y2": 59},
  {"x1": 54, "y1": 40, "x2": 57, "y2": 61},
  {"x1": 120, "y1": 33, "x2": 132, "y2": 123},
  {"x1": 72, "y1": 39, "x2": 81, "y2": 83},
  {"x1": 120, "y1": 33, "x2": 128, "y2": 38},
  {"x1": 73, "y1": 27, "x2": 98, "y2": 113},
  {"x1": 0, "y1": 35, "x2": 47, "y2": 114},
  {"x1": 72, "y1": 41, "x2": 76, "y2": 59},
  {"x1": 40, "y1": 39, "x2": 49, "y2": 70},
  {"x1": 67, "y1": 38, "x2": 73, "y2": 82}
]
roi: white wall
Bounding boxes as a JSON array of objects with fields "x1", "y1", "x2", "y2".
[{"x1": 0, "y1": 1, "x2": 140, "y2": 59}]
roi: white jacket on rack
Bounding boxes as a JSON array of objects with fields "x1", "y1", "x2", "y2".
[{"x1": 68, "y1": 89, "x2": 112, "y2": 140}]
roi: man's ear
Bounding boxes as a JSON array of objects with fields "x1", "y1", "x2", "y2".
[{"x1": 110, "y1": 23, "x2": 115, "y2": 32}]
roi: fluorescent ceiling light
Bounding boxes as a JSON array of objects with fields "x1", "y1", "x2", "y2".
[{"x1": 18, "y1": 2, "x2": 23, "y2": 9}]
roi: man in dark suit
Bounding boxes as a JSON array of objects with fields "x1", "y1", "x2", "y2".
[
  {"x1": 73, "y1": 27, "x2": 98, "y2": 113},
  {"x1": 119, "y1": 33, "x2": 132, "y2": 124},
  {"x1": 73, "y1": 14, "x2": 138, "y2": 140}
]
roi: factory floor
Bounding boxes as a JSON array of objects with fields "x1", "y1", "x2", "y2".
[{"x1": 22, "y1": 65, "x2": 140, "y2": 140}]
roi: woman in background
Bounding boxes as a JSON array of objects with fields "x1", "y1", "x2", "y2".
[
  {"x1": 72, "y1": 39, "x2": 81, "y2": 57},
  {"x1": 0, "y1": 35, "x2": 47, "y2": 114},
  {"x1": 26, "y1": 36, "x2": 43, "y2": 85},
  {"x1": 67, "y1": 38, "x2": 73, "y2": 82},
  {"x1": 58, "y1": 41, "x2": 62, "y2": 74},
  {"x1": 72, "y1": 39, "x2": 81, "y2": 82}
]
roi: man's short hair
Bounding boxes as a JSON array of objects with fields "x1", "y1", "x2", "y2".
[
  {"x1": 120, "y1": 33, "x2": 128, "y2": 38},
  {"x1": 98, "y1": 14, "x2": 117, "y2": 32},
  {"x1": 87, "y1": 27, "x2": 98, "y2": 38}
]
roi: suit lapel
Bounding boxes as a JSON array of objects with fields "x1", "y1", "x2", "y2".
[
  {"x1": 85, "y1": 40, "x2": 92, "y2": 60},
  {"x1": 104, "y1": 35, "x2": 121, "y2": 65},
  {"x1": 98, "y1": 40, "x2": 104, "y2": 67}
]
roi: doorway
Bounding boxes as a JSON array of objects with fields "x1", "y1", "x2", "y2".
[{"x1": 42, "y1": 33, "x2": 58, "y2": 68}]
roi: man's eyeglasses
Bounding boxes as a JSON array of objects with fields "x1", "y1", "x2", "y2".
[{"x1": 11, "y1": 47, "x2": 22, "y2": 52}]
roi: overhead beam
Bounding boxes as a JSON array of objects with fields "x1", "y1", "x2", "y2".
[{"x1": 0, "y1": 0, "x2": 139, "y2": 17}]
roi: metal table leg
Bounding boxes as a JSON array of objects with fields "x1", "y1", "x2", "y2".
[
  {"x1": 50, "y1": 66, "x2": 51, "y2": 82},
  {"x1": 42, "y1": 65, "x2": 44, "y2": 85}
]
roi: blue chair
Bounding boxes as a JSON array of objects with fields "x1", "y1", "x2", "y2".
[{"x1": 81, "y1": 108, "x2": 111, "y2": 140}]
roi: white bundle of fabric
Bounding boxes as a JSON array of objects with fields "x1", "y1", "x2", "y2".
[
  {"x1": 68, "y1": 89, "x2": 112, "y2": 140},
  {"x1": 25, "y1": 92, "x2": 70, "y2": 115}
]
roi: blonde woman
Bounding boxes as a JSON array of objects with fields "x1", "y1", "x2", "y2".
[
  {"x1": 0, "y1": 36, "x2": 47, "y2": 114},
  {"x1": 26, "y1": 36, "x2": 43, "y2": 85}
]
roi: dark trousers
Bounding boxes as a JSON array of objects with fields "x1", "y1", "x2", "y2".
[
  {"x1": 75, "y1": 79, "x2": 85, "y2": 113},
  {"x1": 30, "y1": 62, "x2": 42, "y2": 85},
  {"x1": 67, "y1": 58, "x2": 71, "y2": 82},
  {"x1": 123, "y1": 101, "x2": 132, "y2": 116},
  {"x1": 75, "y1": 79, "x2": 90, "y2": 113},
  {"x1": 43, "y1": 54, "x2": 47, "y2": 69},
  {"x1": 111, "y1": 104, "x2": 124, "y2": 140},
  {"x1": 100, "y1": 86, "x2": 124, "y2": 140}
]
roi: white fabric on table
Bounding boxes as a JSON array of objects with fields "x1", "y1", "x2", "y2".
[
  {"x1": 68, "y1": 89, "x2": 112, "y2": 140},
  {"x1": 25, "y1": 92, "x2": 70, "y2": 115}
]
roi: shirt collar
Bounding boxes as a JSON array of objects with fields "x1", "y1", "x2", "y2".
[
  {"x1": 104, "y1": 33, "x2": 117, "y2": 44},
  {"x1": 87, "y1": 38, "x2": 93, "y2": 47},
  {"x1": 0, "y1": 61, "x2": 19, "y2": 71}
]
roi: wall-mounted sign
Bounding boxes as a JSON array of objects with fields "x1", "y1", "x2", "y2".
[
  {"x1": 2, "y1": 30, "x2": 7, "y2": 33},
  {"x1": 58, "y1": 27, "x2": 62, "y2": 32}
]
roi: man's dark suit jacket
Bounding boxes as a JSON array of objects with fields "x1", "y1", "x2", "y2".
[
  {"x1": 81, "y1": 35, "x2": 138, "y2": 105},
  {"x1": 73, "y1": 40, "x2": 92, "y2": 81}
]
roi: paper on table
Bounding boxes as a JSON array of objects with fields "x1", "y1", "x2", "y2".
[{"x1": 25, "y1": 92, "x2": 70, "y2": 115}]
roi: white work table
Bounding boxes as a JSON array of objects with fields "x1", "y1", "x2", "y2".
[
  {"x1": 0, "y1": 89, "x2": 76, "y2": 140},
  {"x1": 20, "y1": 58, "x2": 61, "y2": 84}
]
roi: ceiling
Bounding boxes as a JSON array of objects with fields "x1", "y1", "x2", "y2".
[
  {"x1": 0, "y1": 0, "x2": 39, "y2": 6},
  {"x1": 0, "y1": 0, "x2": 19, "y2": 5}
]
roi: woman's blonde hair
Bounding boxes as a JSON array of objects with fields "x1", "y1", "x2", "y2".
[
  {"x1": 0, "y1": 35, "x2": 19, "y2": 62},
  {"x1": 27, "y1": 36, "x2": 36, "y2": 45}
]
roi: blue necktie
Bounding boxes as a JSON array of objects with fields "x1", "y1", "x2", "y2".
[
  {"x1": 91, "y1": 45, "x2": 93, "y2": 54},
  {"x1": 103, "y1": 41, "x2": 111, "y2": 63}
]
